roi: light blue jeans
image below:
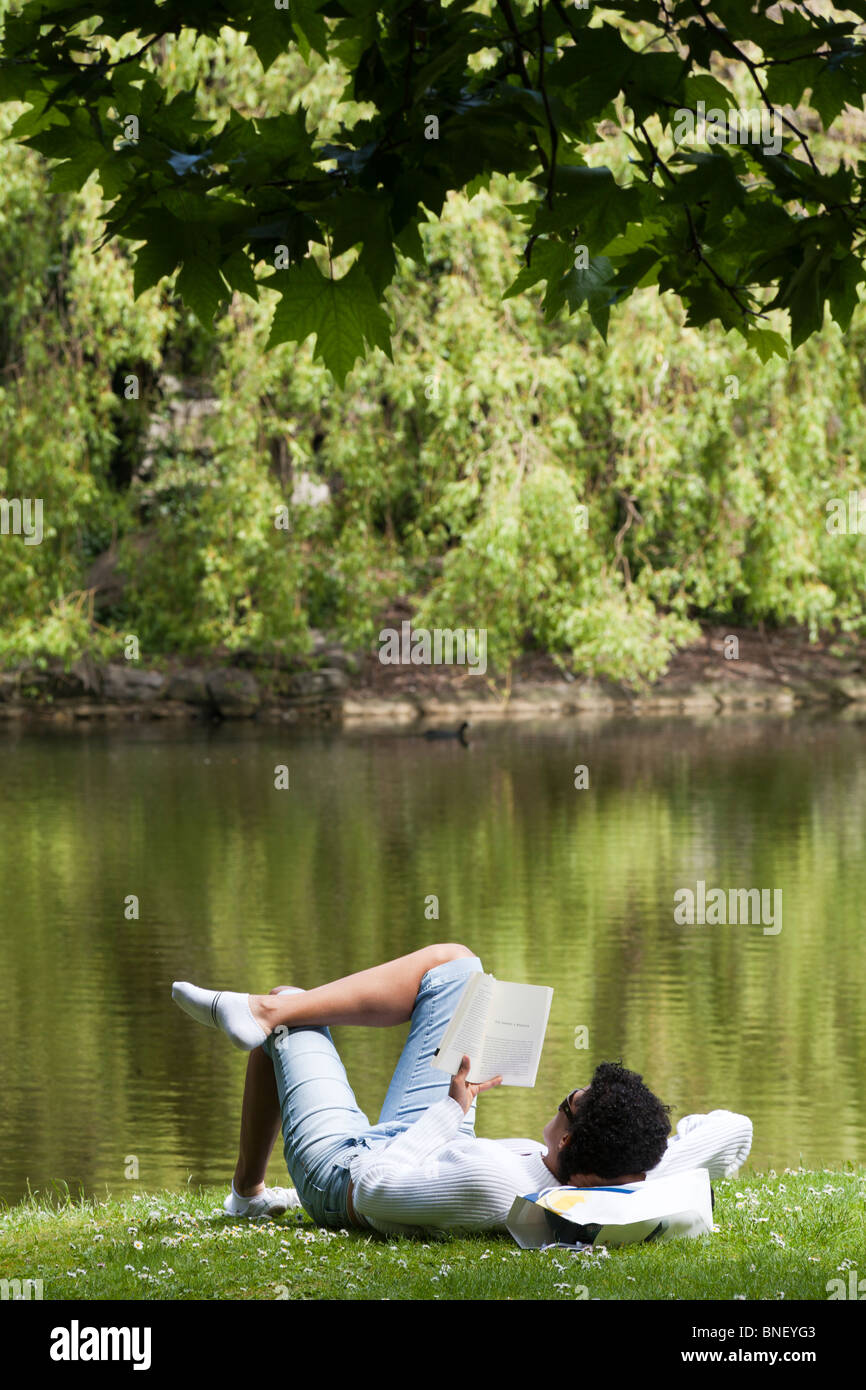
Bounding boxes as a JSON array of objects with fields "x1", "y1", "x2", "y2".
[{"x1": 261, "y1": 954, "x2": 483, "y2": 1227}]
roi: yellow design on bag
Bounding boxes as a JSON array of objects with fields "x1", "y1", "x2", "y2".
[{"x1": 540, "y1": 1190, "x2": 587, "y2": 1212}]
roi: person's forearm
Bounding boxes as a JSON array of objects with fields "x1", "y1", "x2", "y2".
[
  {"x1": 647, "y1": 1111, "x2": 754, "y2": 1180},
  {"x1": 368, "y1": 1097, "x2": 466, "y2": 1167}
]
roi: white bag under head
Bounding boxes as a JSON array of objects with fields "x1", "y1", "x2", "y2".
[{"x1": 506, "y1": 1167, "x2": 714, "y2": 1248}]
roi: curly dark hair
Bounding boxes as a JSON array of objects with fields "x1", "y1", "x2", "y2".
[{"x1": 556, "y1": 1061, "x2": 671, "y2": 1183}]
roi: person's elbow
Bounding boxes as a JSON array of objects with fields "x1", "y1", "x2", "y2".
[
  {"x1": 698, "y1": 1109, "x2": 754, "y2": 1177},
  {"x1": 718, "y1": 1111, "x2": 753, "y2": 1176},
  {"x1": 648, "y1": 1109, "x2": 754, "y2": 1181}
]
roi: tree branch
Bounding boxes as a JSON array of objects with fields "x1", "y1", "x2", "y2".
[
  {"x1": 687, "y1": 0, "x2": 820, "y2": 175},
  {"x1": 635, "y1": 120, "x2": 754, "y2": 319},
  {"x1": 536, "y1": 1, "x2": 558, "y2": 209}
]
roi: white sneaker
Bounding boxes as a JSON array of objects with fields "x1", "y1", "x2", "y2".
[{"x1": 223, "y1": 1185, "x2": 303, "y2": 1220}]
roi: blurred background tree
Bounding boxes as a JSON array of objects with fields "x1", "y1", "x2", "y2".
[{"x1": 1, "y1": 4, "x2": 865, "y2": 684}]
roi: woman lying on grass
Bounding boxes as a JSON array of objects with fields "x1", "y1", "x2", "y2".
[{"x1": 172, "y1": 943, "x2": 752, "y2": 1235}]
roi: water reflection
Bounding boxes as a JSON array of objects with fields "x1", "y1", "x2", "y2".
[{"x1": 0, "y1": 713, "x2": 863, "y2": 1203}]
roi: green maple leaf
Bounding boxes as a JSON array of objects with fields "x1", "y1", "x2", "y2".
[
  {"x1": 558, "y1": 256, "x2": 615, "y2": 340},
  {"x1": 48, "y1": 146, "x2": 102, "y2": 193},
  {"x1": 529, "y1": 166, "x2": 642, "y2": 251},
  {"x1": 503, "y1": 239, "x2": 574, "y2": 304},
  {"x1": 266, "y1": 258, "x2": 392, "y2": 385},
  {"x1": 133, "y1": 233, "x2": 182, "y2": 297},
  {"x1": 248, "y1": 6, "x2": 292, "y2": 72},
  {"x1": 680, "y1": 74, "x2": 734, "y2": 111},
  {"x1": 290, "y1": 0, "x2": 329, "y2": 62},
  {"x1": 176, "y1": 258, "x2": 228, "y2": 326},
  {"x1": 772, "y1": 245, "x2": 828, "y2": 347},
  {"x1": 745, "y1": 326, "x2": 789, "y2": 364},
  {"x1": 825, "y1": 251, "x2": 864, "y2": 332},
  {"x1": 220, "y1": 248, "x2": 259, "y2": 301},
  {"x1": 175, "y1": 230, "x2": 228, "y2": 325}
]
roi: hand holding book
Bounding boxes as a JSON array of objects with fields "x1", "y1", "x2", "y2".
[
  {"x1": 447, "y1": 1055, "x2": 504, "y2": 1113},
  {"x1": 432, "y1": 974, "x2": 554, "y2": 1088}
]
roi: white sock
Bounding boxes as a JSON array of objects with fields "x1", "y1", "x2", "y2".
[
  {"x1": 223, "y1": 1182, "x2": 301, "y2": 1219},
  {"x1": 172, "y1": 981, "x2": 267, "y2": 1051},
  {"x1": 225, "y1": 1181, "x2": 257, "y2": 1215}
]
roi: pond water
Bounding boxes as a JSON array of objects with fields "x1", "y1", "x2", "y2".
[{"x1": 1, "y1": 713, "x2": 864, "y2": 1204}]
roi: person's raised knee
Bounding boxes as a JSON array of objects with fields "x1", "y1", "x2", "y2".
[{"x1": 431, "y1": 942, "x2": 475, "y2": 965}]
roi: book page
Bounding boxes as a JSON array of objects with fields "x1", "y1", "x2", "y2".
[
  {"x1": 476, "y1": 981, "x2": 553, "y2": 1086},
  {"x1": 430, "y1": 974, "x2": 495, "y2": 1076}
]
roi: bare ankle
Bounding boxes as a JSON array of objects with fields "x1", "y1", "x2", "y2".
[
  {"x1": 248, "y1": 994, "x2": 275, "y2": 1029},
  {"x1": 233, "y1": 1176, "x2": 265, "y2": 1198}
]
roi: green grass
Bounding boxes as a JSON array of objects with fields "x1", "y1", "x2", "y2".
[{"x1": 1, "y1": 1169, "x2": 864, "y2": 1301}]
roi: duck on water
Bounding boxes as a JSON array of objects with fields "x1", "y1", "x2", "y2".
[{"x1": 422, "y1": 721, "x2": 470, "y2": 745}]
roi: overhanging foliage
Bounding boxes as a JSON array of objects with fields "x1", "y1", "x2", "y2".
[{"x1": 2, "y1": 1, "x2": 866, "y2": 380}]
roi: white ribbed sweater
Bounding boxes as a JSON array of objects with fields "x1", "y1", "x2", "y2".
[{"x1": 350, "y1": 1101, "x2": 753, "y2": 1235}]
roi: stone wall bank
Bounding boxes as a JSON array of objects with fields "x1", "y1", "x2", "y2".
[{"x1": 2, "y1": 626, "x2": 865, "y2": 726}]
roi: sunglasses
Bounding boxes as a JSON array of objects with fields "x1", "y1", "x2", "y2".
[{"x1": 559, "y1": 1090, "x2": 579, "y2": 1122}]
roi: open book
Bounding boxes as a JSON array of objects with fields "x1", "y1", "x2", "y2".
[{"x1": 430, "y1": 974, "x2": 554, "y2": 1087}]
